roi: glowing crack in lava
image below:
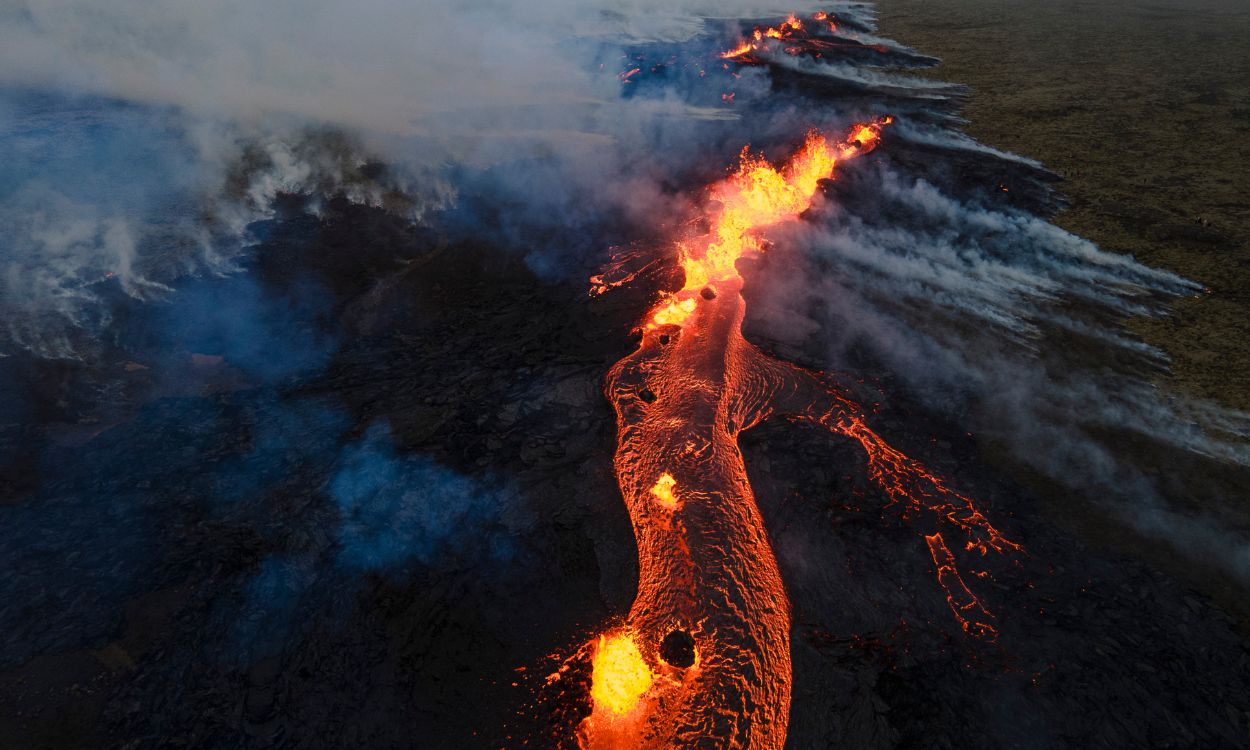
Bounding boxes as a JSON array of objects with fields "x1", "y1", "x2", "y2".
[{"x1": 577, "y1": 118, "x2": 1021, "y2": 748}]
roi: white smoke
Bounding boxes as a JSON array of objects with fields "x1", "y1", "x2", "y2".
[
  {"x1": 751, "y1": 142, "x2": 1250, "y2": 579},
  {"x1": 0, "y1": 0, "x2": 835, "y2": 357}
]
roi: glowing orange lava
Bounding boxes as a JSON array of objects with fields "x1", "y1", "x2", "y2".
[
  {"x1": 649, "y1": 473, "x2": 680, "y2": 510},
  {"x1": 720, "y1": 12, "x2": 837, "y2": 59},
  {"x1": 589, "y1": 633, "x2": 655, "y2": 716},
  {"x1": 580, "y1": 117, "x2": 1018, "y2": 748},
  {"x1": 647, "y1": 119, "x2": 889, "y2": 330}
]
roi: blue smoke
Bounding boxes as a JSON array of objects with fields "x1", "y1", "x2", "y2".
[
  {"x1": 331, "y1": 423, "x2": 524, "y2": 571},
  {"x1": 144, "y1": 269, "x2": 337, "y2": 385}
]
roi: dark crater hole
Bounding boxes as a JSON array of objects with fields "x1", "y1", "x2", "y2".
[{"x1": 659, "y1": 629, "x2": 697, "y2": 669}]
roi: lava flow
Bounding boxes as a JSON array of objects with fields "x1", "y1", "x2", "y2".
[
  {"x1": 578, "y1": 118, "x2": 1020, "y2": 749},
  {"x1": 721, "y1": 11, "x2": 840, "y2": 60}
]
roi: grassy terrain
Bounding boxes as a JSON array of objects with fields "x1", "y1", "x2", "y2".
[{"x1": 875, "y1": 0, "x2": 1250, "y2": 410}]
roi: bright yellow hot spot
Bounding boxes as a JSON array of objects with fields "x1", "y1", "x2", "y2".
[
  {"x1": 590, "y1": 633, "x2": 654, "y2": 715},
  {"x1": 650, "y1": 297, "x2": 697, "y2": 328},
  {"x1": 646, "y1": 124, "x2": 885, "y2": 330},
  {"x1": 850, "y1": 124, "x2": 878, "y2": 145},
  {"x1": 650, "y1": 473, "x2": 679, "y2": 509}
]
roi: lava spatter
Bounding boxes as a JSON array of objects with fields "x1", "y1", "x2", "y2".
[{"x1": 578, "y1": 119, "x2": 1019, "y2": 748}]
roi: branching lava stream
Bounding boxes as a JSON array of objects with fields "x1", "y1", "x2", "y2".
[{"x1": 578, "y1": 121, "x2": 1020, "y2": 748}]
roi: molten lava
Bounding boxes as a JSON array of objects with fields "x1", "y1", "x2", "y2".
[
  {"x1": 650, "y1": 473, "x2": 680, "y2": 510},
  {"x1": 647, "y1": 120, "x2": 890, "y2": 331},
  {"x1": 720, "y1": 12, "x2": 839, "y2": 60},
  {"x1": 579, "y1": 118, "x2": 1019, "y2": 748},
  {"x1": 589, "y1": 633, "x2": 655, "y2": 716}
]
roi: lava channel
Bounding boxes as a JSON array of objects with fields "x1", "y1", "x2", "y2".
[{"x1": 577, "y1": 119, "x2": 1020, "y2": 749}]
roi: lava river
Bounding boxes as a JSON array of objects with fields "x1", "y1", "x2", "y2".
[{"x1": 577, "y1": 122, "x2": 1022, "y2": 749}]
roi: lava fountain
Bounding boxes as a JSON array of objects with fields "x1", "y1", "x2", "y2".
[{"x1": 578, "y1": 120, "x2": 1021, "y2": 748}]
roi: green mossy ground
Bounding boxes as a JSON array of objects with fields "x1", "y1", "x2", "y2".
[{"x1": 877, "y1": 0, "x2": 1250, "y2": 409}]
